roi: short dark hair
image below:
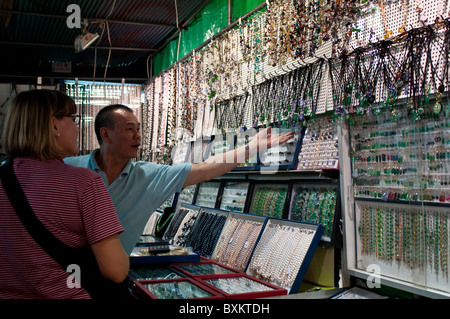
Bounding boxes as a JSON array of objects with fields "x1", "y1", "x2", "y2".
[{"x1": 94, "y1": 104, "x2": 133, "y2": 145}]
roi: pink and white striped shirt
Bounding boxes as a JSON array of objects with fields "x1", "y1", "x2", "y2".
[{"x1": 0, "y1": 157, "x2": 124, "y2": 299}]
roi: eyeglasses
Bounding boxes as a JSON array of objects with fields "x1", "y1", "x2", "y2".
[{"x1": 67, "y1": 114, "x2": 81, "y2": 126}]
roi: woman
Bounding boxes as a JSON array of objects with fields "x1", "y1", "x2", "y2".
[{"x1": 0, "y1": 89, "x2": 129, "y2": 299}]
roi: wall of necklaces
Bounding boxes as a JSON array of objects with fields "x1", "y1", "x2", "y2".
[{"x1": 139, "y1": 0, "x2": 450, "y2": 297}]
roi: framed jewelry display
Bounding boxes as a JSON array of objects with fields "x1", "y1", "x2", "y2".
[
  {"x1": 211, "y1": 212, "x2": 266, "y2": 272},
  {"x1": 133, "y1": 278, "x2": 224, "y2": 299},
  {"x1": 340, "y1": 105, "x2": 450, "y2": 298},
  {"x1": 288, "y1": 181, "x2": 341, "y2": 245},
  {"x1": 182, "y1": 207, "x2": 229, "y2": 258},
  {"x1": 259, "y1": 125, "x2": 303, "y2": 171},
  {"x1": 194, "y1": 181, "x2": 221, "y2": 208},
  {"x1": 218, "y1": 181, "x2": 250, "y2": 212},
  {"x1": 196, "y1": 273, "x2": 287, "y2": 299},
  {"x1": 248, "y1": 182, "x2": 289, "y2": 218},
  {"x1": 246, "y1": 218, "x2": 324, "y2": 294}
]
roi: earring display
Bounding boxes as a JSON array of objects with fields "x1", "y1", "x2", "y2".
[
  {"x1": 297, "y1": 114, "x2": 339, "y2": 170},
  {"x1": 259, "y1": 126, "x2": 302, "y2": 169},
  {"x1": 356, "y1": 201, "x2": 449, "y2": 292},
  {"x1": 182, "y1": 208, "x2": 228, "y2": 258},
  {"x1": 133, "y1": 278, "x2": 223, "y2": 299},
  {"x1": 249, "y1": 183, "x2": 288, "y2": 218},
  {"x1": 194, "y1": 181, "x2": 220, "y2": 208},
  {"x1": 246, "y1": 219, "x2": 323, "y2": 293},
  {"x1": 211, "y1": 213, "x2": 265, "y2": 271},
  {"x1": 219, "y1": 181, "x2": 249, "y2": 212},
  {"x1": 178, "y1": 184, "x2": 196, "y2": 204},
  {"x1": 350, "y1": 107, "x2": 450, "y2": 204},
  {"x1": 289, "y1": 183, "x2": 338, "y2": 242},
  {"x1": 197, "y1": 274, "x2": 287, "y2": 299}
]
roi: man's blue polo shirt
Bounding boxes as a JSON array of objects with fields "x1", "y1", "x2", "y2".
[{"x1": 64, "y1": 149, "x2": 192, "y2": 254}]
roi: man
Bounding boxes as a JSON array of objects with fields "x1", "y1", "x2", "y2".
[{"x1": 64, "y1": 104, "x2": 294, "y2": 254}]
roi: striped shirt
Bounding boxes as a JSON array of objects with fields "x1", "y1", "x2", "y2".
[{"x1": 0, "y1": 157, "x2": 124, "y2": 299}]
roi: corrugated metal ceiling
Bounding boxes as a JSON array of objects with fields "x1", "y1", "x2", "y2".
[{"x1": 0, "y1": 0, "x2": 210, "y2": 82}]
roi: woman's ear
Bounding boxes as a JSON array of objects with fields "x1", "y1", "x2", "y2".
[{"x1": 52, "y1": 116, "x2": 61, "y2": 137}]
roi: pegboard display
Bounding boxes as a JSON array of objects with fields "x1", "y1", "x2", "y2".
[{"x1": 141, "y1": 0, "x2": 450, "y2": 163}]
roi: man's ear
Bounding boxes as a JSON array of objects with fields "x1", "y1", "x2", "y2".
[{"x1": 99, "y1": 127, "x2": 111, "y2": 144}]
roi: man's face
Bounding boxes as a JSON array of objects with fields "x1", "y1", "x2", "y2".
[{"x1": 107, "y1": 109, "x2": 141, "y2": 159}]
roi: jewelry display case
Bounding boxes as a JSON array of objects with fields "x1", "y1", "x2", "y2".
[
  {"x1": 288, "y1": 181, "x2": 340, "y2": 244},
  {"x1": 172, "y1": 259, "x2": 241, "y2": 278},
  {"x1": 259, "y1": 125, "x2": 303, "y2": 171},
  {"x1": 133, "y1": 278, "x2": 225, "y2": 299},
  {"x1": 129, "y1": 265, "x2": 184, "y2": 281},
  {"x1": 246, "y1": 218, "x2": 324, "y2": 294},
  {"x1": 194, "y1": 181, "x2": 221, "y2": 208},
  {"x1": 248, "y1": 182, "x2": 289, "y2": 218},
  {"x1": 297, "y1": 113, "x2": 339, "y2": 171},
  {"x1": 340, "y1": 106, "x2": 450, "y2": 298},
  {"x1": 211, "y1": 212, "x2": 266, "y2": 272},
  {"x1": 181, "y1": 207, "x2": 228, "y2": 258},
  {"x1": 196, "y1": 273, "x2": 287, "y2": 299},
  {"x1": 135, "y1": 235, "x2": 170, "y2": 254},
  {"x1": 218, "y1": 181, "x2": 250, "y2": 212}
]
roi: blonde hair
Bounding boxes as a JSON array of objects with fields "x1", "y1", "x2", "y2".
[{"x1": 4, "y1": 89, "x2": 77, "y2": 161}]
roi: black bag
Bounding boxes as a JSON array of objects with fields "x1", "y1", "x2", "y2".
[{"x1": 0, "y1": 160, "x2": 131, "y2": 299}]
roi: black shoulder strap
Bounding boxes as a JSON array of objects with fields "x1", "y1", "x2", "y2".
[
  {"x1": 0, "y1": 160, "x2": 130, "y2": 299},
  {"x1": 0, "y1": 160, "x2": 74, "y2": 260}
]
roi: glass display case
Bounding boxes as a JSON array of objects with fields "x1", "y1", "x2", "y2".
[
  {"x1": 340, "y1": 105, "x2": 450, "y2": 298},
  {"x1": 133, "y1": 278, "x2": 224, "y2": 299}
]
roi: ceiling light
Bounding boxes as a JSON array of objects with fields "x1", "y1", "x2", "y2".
[{"x1": 74, "y1": 31, "x2": 99, "y2": 53}]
